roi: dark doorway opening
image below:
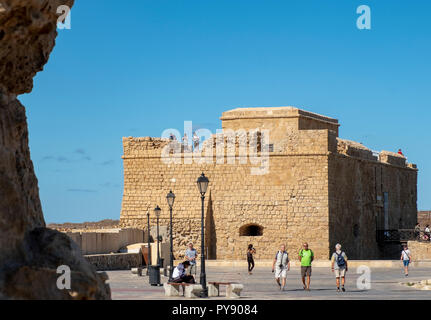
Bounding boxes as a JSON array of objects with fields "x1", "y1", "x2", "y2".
[{"x1": 239, "y1": 224, "x2": 263, "y2": 236}]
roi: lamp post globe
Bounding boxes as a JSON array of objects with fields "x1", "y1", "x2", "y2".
[
  {"x1": 197, "y1": 173, "x2": 209, "y2": 196},
  {"x1": 167, "y1": 190, "x2": 175, "y2": 209}
]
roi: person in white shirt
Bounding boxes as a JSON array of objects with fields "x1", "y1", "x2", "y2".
[
  {"x1": 171, "y1": 260, "x2": 195, "y2": 283},
  {"x1": 400, "y1": 245, "x2": 412, "y2": 277},
  {"x1": 271, "y1": 244, "x2": 290, "y2": 291},
  {"x1": 425, "y1": 225, "x2": 430, "y2": 241},
  {"x1": 331, "y1": 243, "x2": 348, "y2": 292}
]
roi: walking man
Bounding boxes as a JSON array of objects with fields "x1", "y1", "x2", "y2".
[
  {"x1": 298, "y1": 242, "x2": 313, "y2": 291},
  {"x1": 185, "y1": 242, "x2": 198, "y2": 276},
  {"x1": 331, "y1": 243, "x2": 348, "y2": 292},
  {"x1": 401, "y1": 244, "x2": 412, "y2": 277},
  {"x1": 272, "y1": 244, "x2": 290, "y2": 291}
]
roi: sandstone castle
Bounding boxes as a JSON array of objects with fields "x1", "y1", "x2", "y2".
[{"x1": 119, "y1": 107, "x2": 417, "y2": 260}]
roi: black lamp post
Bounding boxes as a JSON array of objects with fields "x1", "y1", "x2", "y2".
[
  {"x1": 166, "y1": 190, "x2": 176, "y2": 281},
  {"x1": 146, "y1": 210, "x2": 151, "y2": 276},
  {"x1": 154, "y1": 205, "x2": 161, "y2": 267},
  {"x1": 197, "y1": 172, "x2": 209, "y2": 297}
]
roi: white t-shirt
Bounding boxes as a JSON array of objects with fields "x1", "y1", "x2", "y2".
[
  {"x1": 172, "y1": 263, "x2": 186, "y2": 279},
  {"x1": 401, "y1": 249, "x2": 411, "y2": 261}
]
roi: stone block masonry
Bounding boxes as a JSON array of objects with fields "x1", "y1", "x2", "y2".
[
  {"x1": 120, "y1": 106, "x2": 418, "y2": 260},
  {"x1": 408, "y1": 241, "x2": 431, "y2": 260},
  {"x1": 84, "y1": 253, "x2": 142, "y2": 271}
]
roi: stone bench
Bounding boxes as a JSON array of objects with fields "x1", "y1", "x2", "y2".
[
  {"x1": 164, "y1": 282, "x2": 203, "y2": 298},
  {"x1": 131, "y1": 267, "x2": 142, "y2": 276},
  {"x1": 208, "y1": 282, "x2": 244, "y2": 298}
]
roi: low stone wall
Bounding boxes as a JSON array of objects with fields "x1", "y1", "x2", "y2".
[
  {"x1": 408, "y1": 241, "x2": 431, "y2": 260},
  {"x1": 66, "y1": 228, "x2": 144, "y2": 255},
  {"x1": 84, "y1": 253, "x2": 142, "y2": 271}
]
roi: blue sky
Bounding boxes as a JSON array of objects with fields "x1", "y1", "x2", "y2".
[{"x1": 20, "y1": 0, "x2": 430, "y2": 223}]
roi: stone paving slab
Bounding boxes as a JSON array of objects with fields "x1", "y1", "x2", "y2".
[{"x1": 105, "y1": 265, "x2": 431, "y2": 300}]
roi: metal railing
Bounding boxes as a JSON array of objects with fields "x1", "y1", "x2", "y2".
[{"x1": 376, "y1": 229, "x2": 429, "y2": 243}]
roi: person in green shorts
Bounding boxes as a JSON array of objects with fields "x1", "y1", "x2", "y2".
[{"x1": 298, "y1": 242, "x2": 314, "y2": 291}]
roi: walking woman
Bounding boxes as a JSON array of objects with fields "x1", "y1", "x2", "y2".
[{"x1": 247, "y1": 244, "x2": 256, "y2": 275}]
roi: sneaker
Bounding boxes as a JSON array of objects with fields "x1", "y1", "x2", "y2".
[
  {"x1": 337, "y1": 287, "x2": 340, "y2": 292},
  {"x1": 342, "y1": 287, "x2": 345, "y2": 292}
]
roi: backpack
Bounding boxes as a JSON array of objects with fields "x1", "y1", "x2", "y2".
[{"x1": 335, "y1": 252, "x2": 346, "y2": 267}]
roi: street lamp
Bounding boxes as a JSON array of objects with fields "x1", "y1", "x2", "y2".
[
  {"x1": 146, "y1": 210, "x2": 151, "y2": 276},
  {"x1": 154, "y1": 205, "x2": 161, "y2": 267},
  {"x1": 197, "y1": 172, "x2": 209, "y2": 297},
  {"x1": 166, "y1": 190, "x2": 176, "y2": 281}
]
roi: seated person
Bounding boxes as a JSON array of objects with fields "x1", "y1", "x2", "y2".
[{"x1": 171, "y1": 261, "x2": 195, "y2": 283}]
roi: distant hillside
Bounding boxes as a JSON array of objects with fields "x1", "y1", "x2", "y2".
[{"x1": 48, "y1": 219, "x2": 120, "y2": 232}]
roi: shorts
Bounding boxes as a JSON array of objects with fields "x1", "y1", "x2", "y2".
[
  {"x1": 334, "y1": 268, "x2": 346, "y2": 278},
  {"x1": 301, "y1": 266, "x2": 312, "y2": 277},
  {"x1": 403, "y1": 260, "x2": 410, "y2": 267},
  {"x1": 188, "y1": 264, "x2": 197, "y2": 275},
  {"x1": 275, "y1": 266, "x2": 287, "y2": 279}
]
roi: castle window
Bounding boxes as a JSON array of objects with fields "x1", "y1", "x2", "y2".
[
  {"x1": 239, "y1": 224, "x2": 263, "y2": 236},
  {"x1": 268, "y1": 144, "x2": 274, "y2": 152}
]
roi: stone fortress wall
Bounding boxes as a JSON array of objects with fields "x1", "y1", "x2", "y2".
[{"x1": 119, "y1": 107, "x2": 417, "y2": 260}]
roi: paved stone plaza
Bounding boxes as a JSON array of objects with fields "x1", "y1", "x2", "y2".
[{"x1": 106, "y1": 265, "x2": 431, "y2": 300}]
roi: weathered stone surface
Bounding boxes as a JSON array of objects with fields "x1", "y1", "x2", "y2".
[
  {"x1": 0, "y1": 0, "x2": 110, "y2": 299},
  {"x1": 84, "y1": 252, "x2": 142, "y2": 271},
  {"x1": 226, "y1": 283, "x2": 243, "y2": 298},
  {"x1": 1, "y1": 228, "x2": 111, "y2": 299},
  {"x1": 0, "y1": 0, "x2": 74, "y2": 94},
  {"x1": 407, "y1": 241, "x2": 431, "y2": 260},
  {"x1": 184, "y1": 284, "x2": 202, "y2": 298},
  {"x1": 163, "y1": 283, "x2": 180, "y2": 296}
]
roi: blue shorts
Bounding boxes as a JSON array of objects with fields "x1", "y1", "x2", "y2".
[{"x1": 403, "y1": 260, "x2": 410, "y2": 267}]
